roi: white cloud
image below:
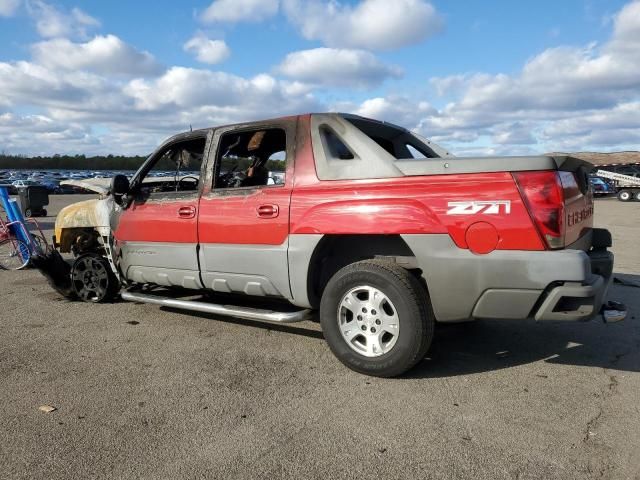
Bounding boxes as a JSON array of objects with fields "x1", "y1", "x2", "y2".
[
  {"x1": 282, "y1": 0, "x2": 443, "y2": 51},
  {"x1": 183, "y1": 34, "x2": 230, "y2": 65},
  {"x1": 410, "y1": 0, "x2": 640, "y2": 153},
  {"x1": 201, "y1": 0, "x2": 279, "y2": 23},
  {"x1": 123, "y1": 67, "x2": 315, "y2": 112},
  {"x1": 27, "y1": 1, "x2": 100, "y2": 38},
  {"x1": 31, "y1": 35, "x2": 162, "y2": 76},
  {"x1": 0, "y1": 59, "x2": 322, "y2": 155},
  {"x1": 334, "y1": 96, "x2": 435, "y2": 129},
  {"x1": 0, "y1": 112, "x2": 96, "y2": 154},
  {"x1": 0, "y1": 61, "x2": 109, "y2": 107},
  {"x1": 277, "y1": 48, "x2": 402, "y2": 88},
  {"x1": 2, "y1": 0, "x2": 639, "y2": 156},
  {"x1": 0, "y1": 0, "x2": 20, "y2": 17},
  {"x1": 340, "y1": 1, "x2": 640, "y2": 154}
]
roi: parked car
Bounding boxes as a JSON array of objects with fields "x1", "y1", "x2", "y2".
[{"x1": 32, "y1": 113, "x2": 626, "y2": 377}]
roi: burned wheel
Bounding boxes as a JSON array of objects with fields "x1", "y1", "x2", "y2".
[
  {"x1": 320, "y1": 260, "x2": 434, "y2": 377},
  {"x1": 71, "y1": 253, "x2": 119, "y2": 303}
]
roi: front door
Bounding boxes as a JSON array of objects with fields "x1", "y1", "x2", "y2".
[
  {"x1": 114, "y1": 131, "x2": 211, "y2": 289},
  {"x1": 197, "y1": 121, "x2": 296, "y2": 298}
]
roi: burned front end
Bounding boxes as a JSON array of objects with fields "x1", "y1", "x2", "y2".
[{"x1": 32, "y1": 194, "x2": 121, "y2": 302}]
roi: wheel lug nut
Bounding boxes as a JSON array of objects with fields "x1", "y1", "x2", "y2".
[
  {"x1": 375, "y1": 319, "x2": 381, "y2": 325},
  {"x1": 371, "y1": 327, "x2": 376, "y2": 333},
  {"x1": 371, "y1": 309, "x2": 377, "y2": 315},
  {"x1": 361, "y1": 325, "x2": 367, "y2": 331},
  {"x1": 362, "y1": 308, "x2": 367, "y2": 313},
  {"x1": 357, "y1": 315, "x2": 362, "y2": 321}
]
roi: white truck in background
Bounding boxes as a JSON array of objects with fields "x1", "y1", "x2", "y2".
[{"x1": 596, "y1": 169, "x2": 640, "y2": 202}]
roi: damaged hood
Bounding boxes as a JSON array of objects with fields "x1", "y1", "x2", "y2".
[
  {"x1": 61, "y1": 174, "x2": 201, "y2": 196},
  {"x1": 61, "y1": 178, "x2": 111, "y2": 196}
]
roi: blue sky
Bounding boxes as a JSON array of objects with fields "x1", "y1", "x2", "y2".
[{"x1": 0, "y1": 0, "x2": 638, "y2": 156}]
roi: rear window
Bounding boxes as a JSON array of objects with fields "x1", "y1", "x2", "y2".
[
  {"x1": 320, "y1": 126, "x2": 355, "y2": 160},
  {"x1": 345, "y1": 117, "x2": 439, "y2": 159}
]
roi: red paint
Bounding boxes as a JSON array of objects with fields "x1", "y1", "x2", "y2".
[
  {"x1": 289, "y1": 173, "x2": 544, "y2": 250},
  {"x1": 197, "y1": 186, "x2": 291, "y2": 245},
  {"x1": 115, "y1": 198, "x2": 198, "y2": 244}
]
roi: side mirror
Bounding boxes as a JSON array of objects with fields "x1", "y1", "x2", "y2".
[{"x1": 110, "y1": 174, "x2": 130, "y2": 205}]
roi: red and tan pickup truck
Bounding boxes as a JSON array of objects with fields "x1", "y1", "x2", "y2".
[{"x1": 34, "y1": 113, "x2": 626, "y2": 377}]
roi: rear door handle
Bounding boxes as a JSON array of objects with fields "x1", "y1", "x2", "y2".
[
  {"x1": 256, "y1": 204, "x2": 279, "y2": 218},
  {"x1": 178, "y1": 205, "x2": 196, "y2": 219}
]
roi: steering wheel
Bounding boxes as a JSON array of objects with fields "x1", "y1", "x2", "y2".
[
  {"x1": 177, "y1": 175, "x2": 199, "y2": 191},
  {"x1": 217, "y1": 165, "x2": 239, "y2": 188}
]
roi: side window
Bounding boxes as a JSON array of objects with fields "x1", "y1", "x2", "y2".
[
  {"x1": 320, "y1": 126, "x2": 354, "y2": 160},
  {"x1": 139, "y1": 137, "x2": 206, "y2": 196},
  {"x1": 214, "y1": 128, "x2": 286, "y2": 189},
  {"x1": 266, "y1": 150, "x2": 286, "y2": 185}
]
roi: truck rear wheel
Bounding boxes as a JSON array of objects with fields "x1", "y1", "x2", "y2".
[
  {"x1": 320, "y1": 260, "x2": 434, "y2": 377},
  {"x1": 617, "y1": 190, "x2": 632, "y2": 202}
]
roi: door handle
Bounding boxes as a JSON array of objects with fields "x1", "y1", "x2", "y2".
[
  {"x1": 178, "y1": 205, "x2": 196, "y2": 219},
  {"x1": 256, "y1": 204, "x2": 279, "y2": 218}
]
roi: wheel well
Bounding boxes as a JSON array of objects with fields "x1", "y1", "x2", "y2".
[
  {"x1": 58, "y1": 227, "x2": 101, "y2": 254},
  {"x1": 306, "y1": 234, "x2": 418, "y2": 308}
]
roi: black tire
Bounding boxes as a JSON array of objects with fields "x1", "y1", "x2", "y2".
[
  {"x1": 24, "y1": 208, "x2": 32, "y2": 218},
  {"x1": 71, "y1": 253, "x2": 119, "y2": 303},
  {"x1": 617, "y1": 190, "x2": 632, "y2": 202},
  {"x1": 320, "y1": 259, "x2": 434, "y2": 377},
  {"x1": 634, "y1": 191, "x2": 640, "y2": 202}
]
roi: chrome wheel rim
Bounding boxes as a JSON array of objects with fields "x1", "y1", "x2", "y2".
[
  {"x1": 72, "y1": 256, "x2": 109, "y2": 302},
  {"x1": 337, "y1": 285, "x2": 400, "y2": 357},
  {"x1": 620, "y1": 191, "x2": 631, "y2": 200}
]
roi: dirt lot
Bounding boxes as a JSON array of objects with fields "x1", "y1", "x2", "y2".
[{"x1": 1, "y1": 195, "x2": 639, "y2": 479}]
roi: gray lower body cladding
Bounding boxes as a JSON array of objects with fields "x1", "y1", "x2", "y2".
[
  {"x1": 119, "y1": 233, "x2": 613, "y2": 323},
  {"x1": 119, "y1": 241, "x2": 203, "y2": 289},
  {"x1": 401, "y1": 233, "x2": 613, "y2": 322}
]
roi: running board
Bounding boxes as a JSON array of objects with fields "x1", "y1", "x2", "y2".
[{"x1": 120, "y1": 291, "x2": 311, "y2": 324}]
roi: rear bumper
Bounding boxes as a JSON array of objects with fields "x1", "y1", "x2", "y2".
[
  {"x1": 402, "y1": 230, "x2": 615, "y2": 323},
  {"x1": 532, "y1": 248, "x2": 612, "y2": 321}
]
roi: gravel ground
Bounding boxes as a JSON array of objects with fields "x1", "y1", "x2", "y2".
[{"x1": 1, "y1": 194, "x2": 639, "y2": 479}]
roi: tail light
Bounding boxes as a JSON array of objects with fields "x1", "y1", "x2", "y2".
[{"x1": 513, "y1": 171, "x2": 565, "y2": 249}]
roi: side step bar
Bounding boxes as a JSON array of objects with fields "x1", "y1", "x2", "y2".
[{"x1": 121, "y1": 291, "x2": 311, "y2": 324}]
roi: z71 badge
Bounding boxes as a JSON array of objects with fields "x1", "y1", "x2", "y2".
[{"x1": 447, "y1": 200, "x2": 511, "y2": 215}]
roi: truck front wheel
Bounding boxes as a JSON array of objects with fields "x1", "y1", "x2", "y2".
[
  {"x1": 71, "y1": 253, "x2": 119, "y2": 303},
  {"x1": 320, "y1": 260, "x2": 434, "y2": 377}
]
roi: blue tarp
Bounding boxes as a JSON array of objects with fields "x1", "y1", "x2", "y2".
[{"x1": 0, "y1": 187, "x2": 33, "y2": 256}]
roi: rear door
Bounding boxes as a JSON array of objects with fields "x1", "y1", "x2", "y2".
[
  {"x1": 197, "y1": 120, "x2": 296, "y2": 299},
  {"x1": 114, "y1": 131, "x2": 211, "y2": 288}
]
